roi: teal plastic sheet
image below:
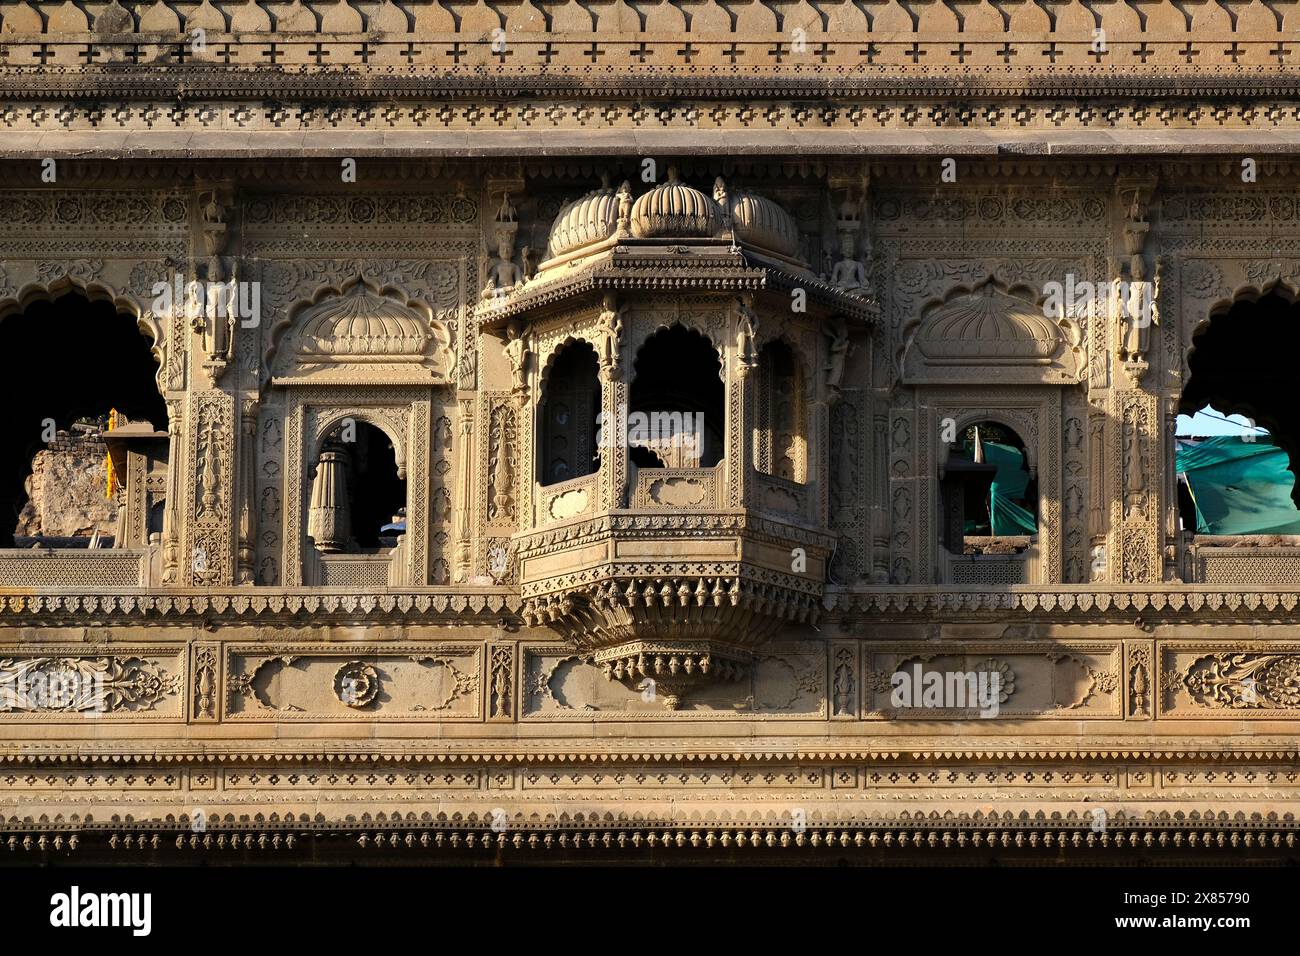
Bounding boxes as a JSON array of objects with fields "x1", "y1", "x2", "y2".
[
  {"x1": 1176, "y1": 436, "x2": 1300, "y2": 535},
  {"x1": 959, "y1": 439, "x2": 1038, "y2": 536}
]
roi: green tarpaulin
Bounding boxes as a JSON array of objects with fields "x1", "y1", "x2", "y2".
[
  {"x1": 959, "y1": 439, "x2": 1038, "y2": 536},
  {"x1": 1176, "y1": 435, "x2": 1300, "y2": 535}
]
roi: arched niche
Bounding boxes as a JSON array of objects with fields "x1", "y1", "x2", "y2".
[
  {"x1": 266, "y1": 276, "x2": 452, "y2": 387},
  {"x1": 902, "y1": 278, "x2": 1081, "y2": 387}
]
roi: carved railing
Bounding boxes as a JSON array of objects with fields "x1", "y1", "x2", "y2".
[
  {"x1": 630, "y1": 466, "x2": 722, "y2": 511},
  {"x1": 942, "y1": 541, "x2": 1039, "y2": 586},
  {"x1": 1188, "y1": 537, "x2": 1300, "y2": 586},
  {"x1": 535, "y1": 472, "x2": 598, "y2": 525},
  {"x1": 305, "y1": 536, "x2": 409, "y2": 588},
  {"x1": 0, "y1": 549, "x2": 149, "y2": 589},
  {"x1": 750, "y1": 471, "x2": 811, "y2": 523}
]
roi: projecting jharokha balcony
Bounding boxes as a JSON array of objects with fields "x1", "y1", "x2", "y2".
[{"x1": 474, "y1": 170, "x2": 872, "y2": 707}]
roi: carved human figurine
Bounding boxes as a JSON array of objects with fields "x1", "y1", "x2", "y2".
[
  {"x1": 735, "y1": 296, "x2": 759, "y2": 376},
  {"x1": 504, "y1": 320, "x2": 531, "y2": 395},
  {"x1": 597, "y1": 295, "x2": 624, "y2": 382},
  {"x1": 1118, "y1": 186, "x2": 1155, "y2": 371},
  {"x1": 713, "y1": 176, "x2": 732, "y2": 237},
  {"x1": 615, "y1": 180, "x2": 633, "y2": 236},
  {"x1": 200, "y1": 189, "x2": 227, "y2": 260},
  {"x1": 484, "y1": 234, "x2": 524, "y2": 298},
  {"x1": 824, "y1": 315, "x2": 850, "y2": 396},
  {"x1": 830, "y1": 229, "x2": 867, "y2": 294}
]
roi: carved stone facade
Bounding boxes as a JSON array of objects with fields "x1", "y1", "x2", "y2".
[{"x1": 1, "y1": 1, "x2": 1298, "y2": 863}]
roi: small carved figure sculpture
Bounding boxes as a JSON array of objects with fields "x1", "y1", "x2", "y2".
[
  {"x1": 484, "y1": 234, "x2": 524, "y2": 298},
  {"x1": 830, "y1": 230, "x2": 867, "y2": 294},
  {"x1": 597, "y1": 294, "x2": 624, "y2": 382},
  {"x1": 615, "y1": 180, "x2": 633, "y2": 236},
  {"x1": 505, "y1": 320, "x2": 531, "y2": 394},
  {"x1": 736, "y1": 296, "x2": 759, "y2": 376},
  {"x1": 496, "y1": 192, "x2": 517, "y2": 223},
  {"x1": 824, "y1": 315, "x2": 850, "y2": 395}
]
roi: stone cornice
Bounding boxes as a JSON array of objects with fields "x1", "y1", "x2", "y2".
[
  {"x1": 9, "y1": 585, "x2": 1300, "y2": 624},
  {"x1": 3, "y1": 738, "x2": 1300, "y2": 765},
  {"x1": 6, "y1": 129, "x2": 1299, "y2": 164},
  {"x1": 4, "y1": 813, "x2": 1297, "y2": 858},
  {"x1": 826, "y1": 586, "x2": 1300, "y2": 622},
  {"x1": 478, "y1": 243, "x2": 875, "y2": 324},
  {"x1": 0, "y1": 589, "x2": 520, "y2": 625},
  {"x1": 15, "y1": 69, "x2": 1300, "y2": 102}
]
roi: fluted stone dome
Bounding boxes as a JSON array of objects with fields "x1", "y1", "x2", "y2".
[
  {"x1": 298, "y1": 281, "x2": 431, "y2": 358},
  {"x1": 727, "y1": 190, "x2": 799, "y2": 258},
  {"x1": 547, "y1": 183, "x2": 620, "y2": 259},
  {"x1": 916, "y1": 283, "x2": 1061, "y2": 364},
  {"x1": 630, "y1": 168, "x2": 723, "y2": 239}
]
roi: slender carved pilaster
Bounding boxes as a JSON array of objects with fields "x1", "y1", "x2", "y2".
[
  {"x1": 161, "y1": 398, "x2": 183, "y2": 585},
  {"x1": 236, "y1": 399, "x2": 258, "y2": 584},
  {"x1": 454, "y1": 397, "x2": 475, "y2": 583}
]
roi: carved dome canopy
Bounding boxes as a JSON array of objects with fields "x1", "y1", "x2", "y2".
[
  {"x1": 275, "y1": 278, "x2": 450, "y2": 385},
  {"x1": 298, "y1": 282, "x2": 429, "y2": 357},
  {"x1": 915, "y1": 282, "x2": 1062, "y2": 365},
  {"x1": 726, "y1": 189, "x2": 799, "y2": 259},
  {"x1": 630, "y1": 168, "x2": 724, "y2": 239},
  {"x1": 546, "y1": 182, "x2": 620, "y2": 259}
]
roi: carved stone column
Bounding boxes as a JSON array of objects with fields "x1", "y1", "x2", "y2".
[
  {"x1": 161, "y1": 398, "x2": 183, "y2": 584},
  {"x1": 454, "y1": 396, "x2": 475, "y2": 582},
  {"x1": 598, "y1": 294, "x2": 628, "y2": 511},
  {"x1": 307, "y1": 442, "x2": 351, "y2": 554},
  {"x1": 236, "y1": 399, "x2": 258, "y2": 584},
  {"x1": 733, "y1": 295, "x2": 758, "y2": 509},
  {"x1": 871, "y1": 406, "x2": 889, "y2": 583},
  {"x1": 1106, "y1": 179, "x2": 1163, "y2": 585}
]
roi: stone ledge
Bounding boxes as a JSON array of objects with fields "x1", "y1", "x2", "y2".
[{"x1": 6, "y1": 129, "x2": 1300, "y2": 160}]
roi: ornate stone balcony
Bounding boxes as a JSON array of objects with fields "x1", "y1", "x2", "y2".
[{"x1": 476, "y1": 170, "x2": 872, "y2": 707}]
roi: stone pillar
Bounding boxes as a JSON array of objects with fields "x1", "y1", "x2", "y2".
[
  {"x1": 307, "y1": 443, "x2": 351, "y2": 553},
  {"x1": 732, "y1": 295, "x2": 758, "y2": 509},
  {"x1": 161, "y1": 398, "x2": 183, "y2": 584},
  {"x1": 454, "y1": 396, "x2": 475, "y2": 581},
  {"x1": 598, "y1": 297, "x2": 628, "y2": 511},
  {"x1": 236, "y1": 398, "x2": 258, "y2": 584},
  {"x1": 1106, "y1": 179, "x2": 1164, "y2": 585}
]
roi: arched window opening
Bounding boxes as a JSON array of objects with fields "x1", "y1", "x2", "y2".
[
  {"x1": 939, "y1": 422, "x2": 1037, "y2": 555},
  {"x1": 1178, "y1": 294, "x2": 1300, "y2": 535},
  {"x1": 628, "y1": 325, "x2": 724, "y2": 469},
  {"x1": 755, "y1": 340, "x2": 806, "y2": 482},
  {"x1": 0, "y1": 294, "x2": 167, "y2": 549},
  {"x1": 1176, "y1": 404, "x2": 1300, "y2": 535},
  {"x1": 538, "y1": 340, "x2": 600, "y2": 486},
  {"x1": 308, "y1": 420, "x2": 405, "y2": 555}
]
